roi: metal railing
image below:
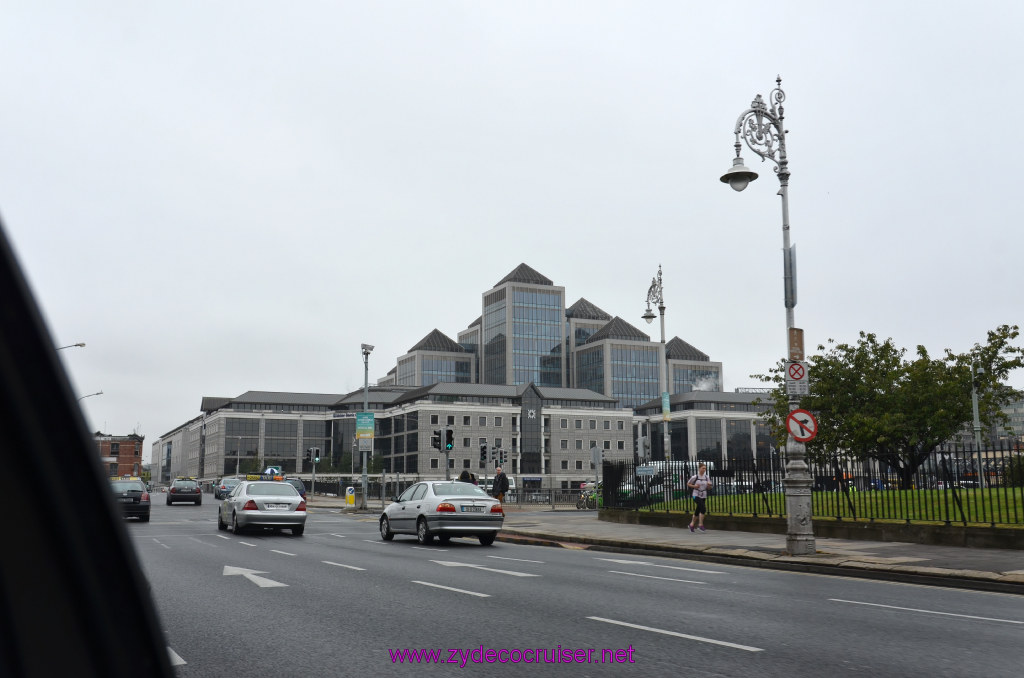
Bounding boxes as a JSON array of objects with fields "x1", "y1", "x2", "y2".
[{"x1": 601, "y1": 444, "x2": 1024, "y2": 526}]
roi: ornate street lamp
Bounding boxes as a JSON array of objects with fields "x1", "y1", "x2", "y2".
[
  {"x1": 642, "y1": 265, "x2": 672, "y2": 462},
  {"x1": 721, "y1": 77, "x2": 815, "y2": 556}
]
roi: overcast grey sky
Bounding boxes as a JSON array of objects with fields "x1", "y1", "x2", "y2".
[{"x1": 3, "y1": 2, "x2": 1021, "y2": 465}]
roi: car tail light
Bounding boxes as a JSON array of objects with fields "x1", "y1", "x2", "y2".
[
  {"x1": 490, "y1": 504, "x2": 504, "y2": 515},
  {"x1": 296, "y1": 500, "x2": 306, "y2": 512},
  {"x1": 436, "y1": 502, "x2": 456, "y2": 513},
  {"x1": 170, "y1": 487, "x2": 177, "y2": 493},
  {"x1": 141, "y1": 492, "x2": 150, "y2": 501},
  {"x1": 242, "y1": 499, "x2": 259, "y2": 511}
]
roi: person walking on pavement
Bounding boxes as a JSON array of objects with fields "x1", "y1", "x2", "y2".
[
  {"x1": 492, "y1": 467, "x2": 509, "y2": 502},
  {"x1": 687, "y1": 463, "x2": 713, "y2": 532}
]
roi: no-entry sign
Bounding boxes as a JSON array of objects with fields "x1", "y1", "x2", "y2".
[{"x1": 786, "y1": 409, "x2": 818, "y2": 443}]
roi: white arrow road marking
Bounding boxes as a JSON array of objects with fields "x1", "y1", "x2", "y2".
[
  {"x1": 595, "y1": 558, "x2": 722, "y2": 574},
  {"x1": 487, "y1": 555, "x2": 544, "y2": 563},
  {"x1": 413, "y1": 581, "x2": 490, "y2": 597},
  {"x1": 167, "y1": 647, "x2": 186, "y2": 666},
  {"x1": 431, "y1": 560, "x2": 540, "y2": 577},
  {"x1": 223, "y1": 566, "x2": 288, "y2": 588},
  {"x1": 609, "y1": 571, "x2": 705, "y2": 584},
  {"x1": 323, "y1": 561, "x2": 366, "y2": 571},
  {"x1": 587, "y1": 617, "x2": 763, "y2": 652}
]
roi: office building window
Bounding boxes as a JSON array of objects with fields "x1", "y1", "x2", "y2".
[
  {"x1": 575, "y1": 440, "x2": 583, "y2": 450},
  {"x1": 494, "y1": 417, "x2": 502, "y2": 427},
  {"x1": 560, "y1": 439, "x2": 568, "y2": 449},
  {"x1": 479, "y1": 416, "x2": 487, "y2": 426},
  {"x1": 463, "y1": 416, "x2": 471, "y2": 426},
  {"x1": 430, "y1": 414, "x2": 439, "y2": 425},
  {"x1": 561, "y1": 418, "x2": 568, "y2": 429},
  {"x1": 561, "y1": 460, "x2": 568, "y2": 470},
  {"x1": 575, "y1": 460, "x2": 583, "y2": 470}
]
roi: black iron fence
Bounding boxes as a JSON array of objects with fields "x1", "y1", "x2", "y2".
[{"x1": 601, "y1": 444, "x2": 1024, "y2": 526}]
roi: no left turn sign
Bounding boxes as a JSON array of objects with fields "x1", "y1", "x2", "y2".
[{"x1": 786, "y1": 409, "x2": 818, "y2": 443}]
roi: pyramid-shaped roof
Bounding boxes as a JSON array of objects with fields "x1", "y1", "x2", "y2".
[
  {"x1": 493, "y1": 263, "x2": 553, "y2": 288},
  {"x1": 565, "y1": 297, "x2": 612, "y2": 321},
  {"x1": 586, "y1": 317, "x2": 651, "y2": 343},
  {"x1": 408, "y1": 329, "x2": 464, "y2": 354},
  {"x1": 666, "y1": 337, "x2": 710, "y2": 361}
]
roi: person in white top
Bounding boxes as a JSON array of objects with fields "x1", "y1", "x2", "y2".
[{"x1": 687, "y1": 463, "x2": 713, "y2": 533}]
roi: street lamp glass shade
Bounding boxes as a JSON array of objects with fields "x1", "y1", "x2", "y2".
[
  {"x1": 720, "y1": 156, "x2": 758, "y2": 192},
  {"x1": 642, "y1": 307, "x2": 656, "y2": 324}
]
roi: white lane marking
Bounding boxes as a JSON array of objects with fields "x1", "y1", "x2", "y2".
[
  {"x1": 411, "y1": 546, "x2": 448, "y2": 552},
  {"x1": 587, "y1": 617, "x2": 763, "y2": 652},
  {"x1": 238, "y1": 541, "x2": 258, "y2": 547},
  {"x1": 829, "y1": 599, "x2": 1024, "y2": 624},
  {"x1": 431, "y1": 560, "x2": 540, "y2": 577},
  {"x1": 189, "y1": 537, "x2": 216, "y2": 547},
  {"x1": 329, "y1": 533, "x2": 347, "y2": 538},
  {"x1": 323, "y1": 561, "x2": 366, "y2": 571},
  {"x1": 222, "y1": 566, "x2": 288, "y2": 588},
  {"x1": 270, "y1": 550, "x2": 296, "y2": 556},
  {"x1": 216, "y1": 535, "x2": 231, "y2": 540},
  {"x1": 413, "y1": 581, "x2": 490, "y2": 597},
  {"x1": 167, "y1": 647, "x2": 186, "y2": 666},
  {"x1": 363, "y1": 540, "x2": 390, "y2": 545},
  {"x1": 595, "y1": 558, "x2": 722, "y2": 574},
  {"x1": 488, "y1": 555, "x2": 545, "y2": 563},
  {"x1": 153, "y1": 540, "x2": 170, "y2": 550},
  {"x1": 609, "y1": 571, "x2": 705, "y2": 584}
]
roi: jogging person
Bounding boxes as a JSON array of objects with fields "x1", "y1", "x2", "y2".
[{"x1": 687, "y1": 463, "x2": 713, "y2": 532}]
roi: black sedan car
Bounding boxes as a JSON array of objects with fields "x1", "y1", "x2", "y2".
[
  {"x1": 166, "y1": 477, "x2": 202, "y2": 505},
  {"x1": 380, "y1": 481, "x2": 503, "y2": 545},
  {"x1": 109, "y1": 476, "x2": 151, "y2": 521}
]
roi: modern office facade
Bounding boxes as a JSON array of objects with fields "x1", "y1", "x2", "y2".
[{"x1": 379, "y1": 263, "x2": 723, "y2": 404}]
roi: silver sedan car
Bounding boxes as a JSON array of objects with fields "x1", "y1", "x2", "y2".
[
  {"x1": 218, "y1": 478, "x2": 307, "y2": 536},
  {"x1": 380, "y1": 481, "x2": 503, "y2": 546}
]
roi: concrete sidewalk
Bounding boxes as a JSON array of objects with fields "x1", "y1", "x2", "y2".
[{"x1": 305, "y1": 495, "x2": 1024, "y2": 595}]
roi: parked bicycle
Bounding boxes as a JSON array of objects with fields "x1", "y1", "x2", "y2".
[{"x1": 576, "y1": 488, "x2": 598, "y2": 510}]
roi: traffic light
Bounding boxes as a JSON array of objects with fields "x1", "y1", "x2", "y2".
[
  {"x1": 445, "y1": 428, "x2": 455, "y2": 451},
  {"x1": 432, "y1": 429, "x2": 442, "y2": 450},
  {"x1": 305, "y1": 449, "x2": 312, "y2": 462},
  {"x1": 313, "y1": 447, "x2": 320, "y2": 463},
  {"x1": 480, "y1": 443, "x2": 488, "y2": 463}
]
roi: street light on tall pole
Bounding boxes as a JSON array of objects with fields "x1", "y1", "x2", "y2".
[
  {"x1": 721, "y1": 76, "x2": 815, "y2": 556},
  {"x1": 360, "y1": 343, "x2": 374, "y2": 510},
  {"x1": 642, "y1": 264, "x2": 672, "y2": 462}
]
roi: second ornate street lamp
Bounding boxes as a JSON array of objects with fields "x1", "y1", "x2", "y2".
[
  {"x1": 720, "y1": 76, "x2": 815, "y2": 556},
  {"x1": 643, "y1": 264, "x2": 672, "y2": 462}
]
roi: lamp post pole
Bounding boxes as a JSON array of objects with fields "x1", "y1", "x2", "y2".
[
  {"x1": 643, "y1": 264, "x2": 672, "y2": 462},
  {"x1": 721, "y1": 76, "x2": 815, "y2": 556},
  {"x1": 971, "y1": 362, "x2": 985, "y2": 487},
  {"x1": 361, "y1": 343, "x2": 374, "y2": 510},
  {"x1": 236, "y1": 436, "x2": 241, "y2": 476}
]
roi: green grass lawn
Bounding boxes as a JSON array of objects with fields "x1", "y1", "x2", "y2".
[{"x1": 640, "y1": 486, "x2": 1024, "y2": 527}]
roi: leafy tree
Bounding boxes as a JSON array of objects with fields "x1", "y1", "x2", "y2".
[
  {"x1": 1004, "y1": 455, "x2": 1024, "y2": 488},
  {"x1": 754, "y1": 325, "x2": 1024, "y2": 489}
]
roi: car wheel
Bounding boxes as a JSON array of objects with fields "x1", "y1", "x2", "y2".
[
  {"x1": 140, "y1": 514, "x2": 150, "y2": 523},
  {"x1": 231, "y1": 512, "x2": 244, "y2": 535},
  {"x1": 217, "y1": 511, "x2": 227, "y2": 531},
  {"x1": 379, "y1": 516, "x2": 394, "y2": 541},
  {"x1": 416, "y1": 518, "x2": 433, "y2": 545},
  {"x1": 478, "y1": 533, "x2": 496, "y2": 546},
  {"x1": 291, "y1": 526, "x2": 304, "y2": 536},
  {"x1": 166, "y1": 498, "x2": 172, "y2": 506},
  {"x1": 437, "y1": 535, "x2": 451, "y2": 544},
  {"x1": 196, "y1": 499, "x2": 202, "y2": 506}
]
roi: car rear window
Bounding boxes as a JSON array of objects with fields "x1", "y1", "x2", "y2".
[
  {"x1": 431, "y1": 483, "x2": 488, "y2": 497},
  {"x1": 175, "y1": 480, "x2": 197, "y2": 489},
  {"x1": 110, "y1": 481, "x2": 144, "y2": 492},
  {"x1": 247, "y1": 483, "x2": 298, "y2": 497},
  {"x1": 285, "y1": 479, "x2": 305, "y2": 491}
]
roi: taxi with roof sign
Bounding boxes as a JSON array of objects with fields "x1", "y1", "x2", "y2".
[
  {"x1": 167, "y1": 476, "x2": 202, "y2": 506},
  {"x1": 109, "y1": 475, "x2": 150, "y2": 521}
]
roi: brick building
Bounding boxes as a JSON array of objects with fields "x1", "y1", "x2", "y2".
[{"x1": 95, "y1": 432, "x2": 145, "y2": 477}]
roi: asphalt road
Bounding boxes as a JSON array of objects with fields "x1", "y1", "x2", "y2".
[{"x1": 127, "y1": 498, "x2": 1024, "y2": 677}]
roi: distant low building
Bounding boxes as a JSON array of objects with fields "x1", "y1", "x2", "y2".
[{"x1": 95, "y1": 432, "x2": 145, "y2": 477}]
